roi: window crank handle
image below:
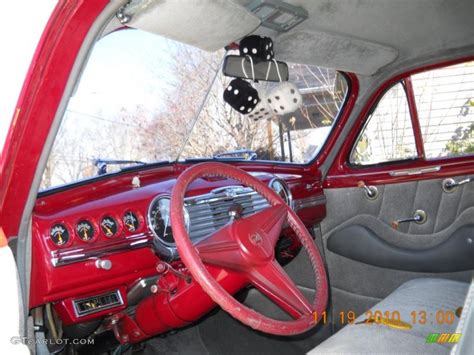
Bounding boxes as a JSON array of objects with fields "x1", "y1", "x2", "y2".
[
  {"x1": 357, "y1": 181, "x2": 378, "y2": 200},
  {"x1": 391, "y1": 210, "x2": 427, "y2": 229},
  {"x1": 442, "y1": 177, "x2": 473, "y2": 193}
]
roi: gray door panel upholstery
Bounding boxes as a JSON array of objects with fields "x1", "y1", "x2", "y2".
[
  {"x1": 323, "y1": 175, "x2": 474, "y2": 238},
  {"x1": 327, "y1": 224, "x2": 474, "y2": 272},
  {"x1": 321, "y1": 175, "x2": 474, "y2": 326}
]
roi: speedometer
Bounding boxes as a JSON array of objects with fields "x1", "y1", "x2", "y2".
[
  {"x1": 148, "y1": 196, "x2": 189, "y2": 245},
  {"x1": 269, "y1": 178, "x2": 292, "y2": 208}
]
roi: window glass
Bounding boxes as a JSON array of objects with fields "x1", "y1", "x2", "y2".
[
  {"x1": 351, "y1": 82, "x2": 417, "y2": 165},
  {"x1": 40, "y1": 29, "x2": 348, "y2": 190},
  {"x1": 412, "y1": 61, "x2": 474, "y2": 159}
]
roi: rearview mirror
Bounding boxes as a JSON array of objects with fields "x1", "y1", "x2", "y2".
[{"x1": 222, "y1": 55, "x2": 289, "y2": 82}]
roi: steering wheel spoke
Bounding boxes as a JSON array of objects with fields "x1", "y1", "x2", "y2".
[{"x1": 247, "y1": 260, "x2": 314, "y2": 319}]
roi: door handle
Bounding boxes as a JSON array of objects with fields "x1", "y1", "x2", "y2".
[
  {"x1": 442, "y1": 177, "x2": 473, "y2": 193},
  {"x1": 391, "y1": 210, "x2": 427, "y2": 229}
]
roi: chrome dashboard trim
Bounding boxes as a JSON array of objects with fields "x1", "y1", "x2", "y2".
[
  {"x1": 268, "y1": 177, "x2": 293, "y2": 209},
  {"x1": 147, "y1": 194, "x2": 190, "y2": 248},
  {"x1": 50, "y1": 232, "x2": 153, "y2": 267}
]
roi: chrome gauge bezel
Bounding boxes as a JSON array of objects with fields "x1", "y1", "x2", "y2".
[
  {"x1": 268, "y1": 177, "x2": 293, "y2": 209},
  {"x1": 147, "y1": 194, "x2": 190, "y2": 247}
]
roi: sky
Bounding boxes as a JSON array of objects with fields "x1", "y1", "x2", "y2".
[
  {"x1": 0, "y1": 2, "x2": 175, "y2": 154},
  {"x1": 0, "y1": 1, "x2": 57, "y2": 152}
]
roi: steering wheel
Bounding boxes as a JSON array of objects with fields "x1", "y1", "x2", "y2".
[{"x1": 170, "y1": 162, "x2": 328, "y2": 335}]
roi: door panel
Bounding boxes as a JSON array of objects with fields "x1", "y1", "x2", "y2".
[
  {"x1": 320, "y1": 175, "x2": 474, "y2": 326},
  {"x1": 327, "y1": 224, "x2": 474, "y2": 272}
]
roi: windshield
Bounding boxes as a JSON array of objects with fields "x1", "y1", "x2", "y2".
[{"x1": 40, "y1": 29, "x2": 348, "y2": 190}]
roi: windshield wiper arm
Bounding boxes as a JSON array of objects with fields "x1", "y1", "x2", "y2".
[
  {"x1": 213, "y1": 149, "x2": 257, "y2": 161},
  {"x1": 94, "y1": 158, "x2": 146, "y2": 175}
]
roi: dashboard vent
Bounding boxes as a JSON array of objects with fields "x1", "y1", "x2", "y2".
[
  {"x1": 186, "y1": 187, "x2": 269, "y2": 241},
  {"x1": 74, "y1": 290, "x2": 123, "y2": 317}
]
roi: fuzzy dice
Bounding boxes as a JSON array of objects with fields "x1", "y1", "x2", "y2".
[
  {"x1": 223, "y1": 78, "x2": 259, "y2": 114},
  {"x1": 248, "y1": 87, "x2": 273, "y2": 121},
  {"x1": 267, "y1": 82, "x2": 302, "y2": 115},
  {"x1": 239, "y1": 35, "x2": 274, "y2": 62}
]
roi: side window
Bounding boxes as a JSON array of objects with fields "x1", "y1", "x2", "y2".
[
  {"x1": 412, "y1": 61, "x2": 474, "y2": 159},
  {"x1": 350, "y1": 82, "x2": 418, "y2": 165}
]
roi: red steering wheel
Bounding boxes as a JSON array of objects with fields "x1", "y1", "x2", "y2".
[{"x1": 170, "y1": 162, "x2": 328, "y2": 335}]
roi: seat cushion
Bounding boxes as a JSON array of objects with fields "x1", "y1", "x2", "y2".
[{"x1": 309, "y1": 278, "x2": 469, "y2": 354}]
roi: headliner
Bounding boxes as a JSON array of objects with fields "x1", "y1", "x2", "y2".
[
  {"x1": 238, "y1": 0, "x2": 474, "y2": 75},
  {"x1": 117, "y1": 0, "x2": 474, "y2": 76}
]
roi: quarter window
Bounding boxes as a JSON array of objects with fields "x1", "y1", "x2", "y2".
[{"x1": 350, "y1": 83, "x2": 417, "y2": 165}]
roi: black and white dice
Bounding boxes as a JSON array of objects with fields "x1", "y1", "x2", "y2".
[
  {"x1": 248, "y1": 88, "x2": 273, "y2": 121},
  {"x1": 239, "y1": 35, "x2": 274, "y2": 62},
  {"x1": 223, "y1": 78, "x2": 259, "y2": 114}
]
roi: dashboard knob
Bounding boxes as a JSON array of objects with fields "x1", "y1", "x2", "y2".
[{"x1": 95, "y1": 259, "x2": 112, "y2": 270}]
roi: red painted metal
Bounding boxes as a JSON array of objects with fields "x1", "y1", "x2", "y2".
[
  {"x1": 404, "y1": 77, "x2": 425, "y2": 159},
  {"x1": 31, "y1": 168, "x2": 325, "y2": 327},
  {"x1": 123, "y1": 265, "x2": 248, "y2": 343},
  {"x1": 0, "y1": 0, "x2": 335, "y2": 340},
  {"x1": 314, "y1": 72, "x2": 360, "y2": 167},
  {"x1": 0, "y1": 0, "x2": 110, "y2": 238},
  {"x1": 326, "y1": 56, "x2": 474, "y2": 188},
  {"x1": 168, "y1": 163, "x2": 328, "y2": 337}
]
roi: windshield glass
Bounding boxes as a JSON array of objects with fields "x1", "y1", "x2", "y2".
[{"x1": 40, "y1": 29, "x2": 348, "y2": 190}]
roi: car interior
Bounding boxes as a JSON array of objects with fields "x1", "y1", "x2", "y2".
[{"x1": 3, "y1": 0, "x2": 474, "y2": 354}]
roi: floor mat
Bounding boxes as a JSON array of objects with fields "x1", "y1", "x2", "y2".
[
  {"x1": 197, "y1": 310, "x2": 326, "y2": 355},
  {"x1": 143, "y1": 324, "x2": 209, "y2": 355},
  {"x1": 141, "y1": 309, "x2": 329, "y2": 355}
]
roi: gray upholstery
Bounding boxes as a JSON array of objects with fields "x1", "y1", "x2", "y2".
[
  {"x1": 276, "y1": 30, "x2": 398, "y2": 76},
  {"x1": 238, "y1": 0, "x2": 474, "y2": 76},
  {"x1": 128, "y1": 0, "x2": 260, "y2": 52},
  {"x1": 323, "y1": 176, "x2": 474, "y2": 238},
  {"x1": 309, "y1": 278, "x2": 470, "y2": 354},
  {"x1": 320, "y1": 177, "x2": 473, "y2": 325},
  {"x1": 452, "y1": 279, "x2": 474, "y2": 354}
]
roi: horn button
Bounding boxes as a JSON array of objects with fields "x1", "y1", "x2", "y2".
[{"x1": 233, "y1": 223, "x2": 274, "y2": 264}]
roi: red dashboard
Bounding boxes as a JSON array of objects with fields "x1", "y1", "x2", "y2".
[{"x1": 30, "y1": 164, "x2": 326, "y2": 330}]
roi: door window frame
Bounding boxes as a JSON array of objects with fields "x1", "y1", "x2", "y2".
[{"x1": 326, "y1": 55, "x2": 474, "y2": 188}]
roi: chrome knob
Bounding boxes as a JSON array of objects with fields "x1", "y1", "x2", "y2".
[{"x1": 95, "y1": 259, "x2": 112, "y2": 270}]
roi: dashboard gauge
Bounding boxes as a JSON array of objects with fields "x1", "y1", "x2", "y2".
[
  {"x1": 269, "y1": 178, "x2": 292, "y2": 208},
  {"x1": 76, "y1": 220, "x2": 95, "y2": 241},
  {"x1": 50, "y1": 224, "x2": 69, "y2": 246},
  {"x1": 148, "y1": 196, "x2": 189, "y2": 244},
  {"x1": 100, "y1": 216, "x2": 118, "y2": 237},
  {"x1": 123, "y1": 211, "x2": 140, "y2": 233}
]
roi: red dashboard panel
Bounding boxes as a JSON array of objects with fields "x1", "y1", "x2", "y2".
[{"x1": 31, "y1": 164, "x2": 326, "y2": 325}]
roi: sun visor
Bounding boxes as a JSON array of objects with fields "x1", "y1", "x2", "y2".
[
  {"x1": 125, "y1": 0, "x2": 261, "y2": 52},
  {"x1": 276, "y1": 30, "x2": 398, "y2": 75}
]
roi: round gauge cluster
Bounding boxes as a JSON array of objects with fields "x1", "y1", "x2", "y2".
[
  {"x1": 48, "y1": 211, "x2": 142, "y2": 247},
  {"x1": 100, "y1": 216, "x2": 119, "y2": 237},
  {"x1": 50, "y1": 224, "x2": 70, "y2": 246},
  {"x1": 123, "y1": 211, "x2": 140, "y2": 233},
  {"x1": 148, "y1": 196, "x2": 189, "y2": 245},
  {"x1": 76, "y1": 220, "x2": 95, "y2": 242},
  {"x1": 269, "y1": 178, "x2": 292, "y2": 208}
]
